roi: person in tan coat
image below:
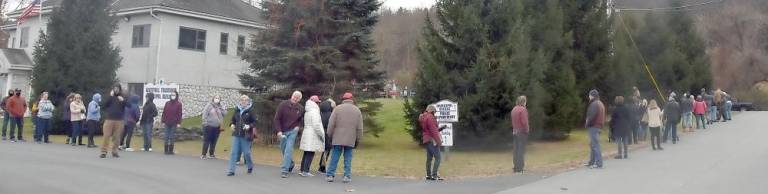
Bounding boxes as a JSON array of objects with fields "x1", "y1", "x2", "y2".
[{"x1": 325, "y1": 92, "x2": 363, "y2": 183}]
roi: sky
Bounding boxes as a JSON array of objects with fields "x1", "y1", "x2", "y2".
[{"x1": 4, "y1": 0, "x2": 23, "y2": 13}]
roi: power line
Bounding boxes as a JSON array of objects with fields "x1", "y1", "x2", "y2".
[
  {"x1": 616, "y1": 13, "x2": 667, "y2": 103},
  {"x1": 615, "y1": 0, "x2": 724, "y2": 12}
]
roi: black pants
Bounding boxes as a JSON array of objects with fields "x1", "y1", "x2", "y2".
[
  {"x1": 86, "y1": 120, "x2": 100, "y2": 146},
  {"x1": 513, "y1": 134, "x2": 528, "y2": 172},
  {"x1": 650, "y1": 127, "x2": 662, "y2": 149},
  {"x1": 300, "y1": 151, "x2": 316, "y2": 173},
  {"x1": 426, "y1": 143, "x2": 441, "y2": 177},
  {"x1": 121, "y1": 123, "x2": 136, "y2": 148},
  {"x1": 201, "y1": 126, "x2": 221, "y2": 156}
]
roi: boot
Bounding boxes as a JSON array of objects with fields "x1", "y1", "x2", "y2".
[
  {"x1": 169, "y1": 144, "x2": 175, "y2": 155},
  {"x1": 164, "y1": 144, "x2": 170, "y2": 155}
]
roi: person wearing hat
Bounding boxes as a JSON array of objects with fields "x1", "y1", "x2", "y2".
[
  {"x1": 325, "y1": 92, "x2": 363, "y2": 183},
  {"x1": 101, "y1": 85, "x2": 126, "y2": 158},
  {"x1": 275, "y1": 91, "x2": 304, "y2": 178},
  {"x1": 420, "y1": 104, "x2": 443, "y2": 180},
  {"x1": 298, "y1": 95, "x2": 325, "y2": 177},
  {"x1": 584, "y1": 89, "x2": 606, "y2": 169}
]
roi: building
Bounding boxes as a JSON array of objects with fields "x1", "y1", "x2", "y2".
[{"x1": 0, "y1": 0, "x2": 266, "y2": 117}]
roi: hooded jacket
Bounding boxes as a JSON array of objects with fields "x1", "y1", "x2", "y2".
[
  {"x1": 300, "y1": 100, "x2": 325, "y2": 152},
  {"x1": 124, "y1": 95, "x2": 141, "y2": 124},
  {"x1": 103, "y1": 91, "x2": 126, "y2": 120},
  {"x1": 162, "y1": 91, "x2": 183, "y2": 125},
  {"x1": 87, "y1": 94, "x2": 102, "y2": 121},
  {"x1": 231, "y1": 99, "x2": 257, "y2": 139},
  {"x1": 140, "y1": 93, "x2": 158, "y2": 124},
  {"x1": 202, "y1": 101, "x2": 225, "y2": 128},
  {"x1": 610, "y1": 104, "x2": 631, "y2": 139}
]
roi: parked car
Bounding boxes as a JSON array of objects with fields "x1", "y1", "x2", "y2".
[{"x1": 732, "y1": 102, "x2": 756, "y2": 111}]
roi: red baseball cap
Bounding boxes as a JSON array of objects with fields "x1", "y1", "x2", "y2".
[{"x1": 342, "y1": 92, "x2": 354, "y2": 100}]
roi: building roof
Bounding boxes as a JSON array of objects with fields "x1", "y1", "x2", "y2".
[
  {"x1": 12, "y1": 0, "x2": 264, "y2": 24},
  {"x1": 1, "y1": 49, "x2": 33, "y2": 66}
]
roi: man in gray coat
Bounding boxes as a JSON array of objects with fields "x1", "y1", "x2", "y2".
[{"x1": 325, "y1": 92, "x2": 363, "y2": 183}]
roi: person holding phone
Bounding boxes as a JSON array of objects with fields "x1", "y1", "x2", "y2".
[
  {"x1": 227, "y1": 95, "x2": 258, "y2": 176},
  {"x1": 419, "y1": 104, "x2": 443, "y2": 181}
]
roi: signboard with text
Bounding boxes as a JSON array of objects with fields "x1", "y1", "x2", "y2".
[
  {"x1": 434, "y1": 100, "x2": 458, "y2": 123},
  {"x1": 439, "y1": 123, "x2": 453, "y2": 147},
  {"x1": 143, "y1": 83, "x2": 179, "y2": 108}
]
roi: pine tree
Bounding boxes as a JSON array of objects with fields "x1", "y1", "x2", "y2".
[{"x1": 31, "y1": 0, "x2": 121, "y2": 124}]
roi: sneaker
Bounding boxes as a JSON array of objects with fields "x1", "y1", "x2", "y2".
[
  {"x1": 247, "y1": 168, "x2": 253, "y2": 174},
  {"x1": 432, "y1": 176, "x2": 444, "y2": 181},
  {"x1": 71, "y1": 143, "x2": 77, "y2": 146},
  {"x1": 299, "y1": 172, "x2": 307, "y2": 177},
  {"x1": 588, "y1": 165, "x2": 603, "y2": 169},
  {"x1": 342, "y1": 176, "x2": 352, "y2": 183},
  {"x1": 200, "y1": 155, "x2": 206, "y2": 160},
  {"x1": 326, "y1": 176, "x2": 334, "y2": 182},
  {"x1": 658, "y1": 147, "x2": 664, "y2": 150},
  {"x1": 112, "y1": 153, "x2": 120, "y2": 158},
  {"x1": 227, "y1": 172, "x2": 235, "y2": 176},
  {"x1": 305, "y1": 172, "x2": 315, "y2": 177},
  {"x1": 614, "y1": 156, "x2": 623, "y2": 159},
  {"x1": 148, "y1": 148, "x2": 153, "y2": 152},
  {"x1": 141, "y1": 148, "x2": 146, "y2": 151},
  {"x1": 426, "y1": 176, "x2": 435, "y2": 181},
  {"x1": 45, "y1": 141, "x2": 51, "y2": 144},
  {"x1": 87, "y1": 145, "x2": 97, "y2": 148},
  {"x1": 281, "y1": 172, "x2": 289, "y2": 178},
  {"x1": 118, "y1": 146, "x2": 124, "y2": 151},
  {"x1": 10, "y1": 139, "x2": 16, "y2": 143},
  {"x1": 209, "y1": 155, "x2": 216, "y2": 159},
  {"x1": 99, "y1": 153, "x2": 107, "y2": 159}
]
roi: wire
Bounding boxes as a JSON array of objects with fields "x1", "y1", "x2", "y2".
[
  {"x1": 616, "y1": 13, "x2": 667, "y2": 103},
  {"x1": 616, "y1": 0, "x2": 723, "y2": 12}
]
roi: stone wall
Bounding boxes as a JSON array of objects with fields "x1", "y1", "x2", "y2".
[{"x1": 176, "y1": 84, "x2": 243, "y2": 119}]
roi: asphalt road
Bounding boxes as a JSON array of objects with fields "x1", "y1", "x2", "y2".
[
  {"x1": 497, "y1": 111, "x2": 768, "y2": 194},
  {"x1": 0, "y1": 137, "x2": 542, "y2": 194}
]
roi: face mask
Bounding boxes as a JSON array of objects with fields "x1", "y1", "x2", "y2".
[
  {"x1": 14, "y1": 92, "x2": 20, "y2": 96},
  {"x1": 171, "y1": 96, "x2": 177, "y2": 100},
  {"x1": 213, "y1": 99, "x2": 220, "y2": 103}
]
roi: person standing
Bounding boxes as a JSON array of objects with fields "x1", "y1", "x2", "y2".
[
  {"x1": 162, "y1": 91, "x2": 183, "y2": 155},
  {"x1": 100, "y1": 85, "x2": 126, "y2": 158},
  {"x1": 299, "y1": 96, "x2": 325, "y2": 177},
  {"x1": 693, "y1": 96, "x2": 707, "y2": 129},
  {"x1": 36, "y1": 92, "x2": 55, "y2": 144},
  {"x1": 1, "y1": 90, "x2": 14, "y2": 140},
  {"x1": 511, "y1": 96, "x2": 529, "y2": 173},
  {"x1": 86, "y1": 93, "x2": 102, "y2": 148},
  {"x1": 724, "y1": 93, "x2": 733, "y2": 120},
  {"x1": 63, "y1": 93, "x2": 74, "y2": 144},
  {"x1": 120, "y1": 95, "x2": 141, "y2": 151},
  {"x1": 704, "y1": 90, "x2": 715, "y2": 124},
  {"x1": 420, "y1": 104, "x2": 443, "y2": 180},
  {"x1": 680, "y1": 94, "x2": 694, "y2": 132},
  {"x1": 610, "y1": 96, "x2": 631, "y2": 159},
  {"x1": 139, "y1": 93, "x2": 158, "y2": 152},
  {"x1": 628, "y1": 97, "x2": 641, "y2": 144},
  {"x1": 584, "y1": 90, "x2": 606, "y2": 169},
  {"x1": 274, "y1": 91, "x2": 304, "y2": 178},
  {"x1": 70, "y1": 94, "x2": 87, "y2": 146},
  {"x1": 6, "y1": 89, "x2": 27, "y2": 142},
  {"x1": 317, "y1": 98, "x2": 336, "y2": 173},
  {"x1": 663, "y1": 96, "x2": 681, "y2": 144},
  {"x1": 226, "y1": 95, "x2": 258, "y2": 176},
  {"x1": 647, "y1": 100, "x2": 663, "y2": 150},
  {"x1": 325, "y1": 92, "x2": 363, "y2": 183},
  {"x1": 638, "y1": 99, "x2": 649, "y2": 141},
  {"x1": 201, "y1": 95, "x2": 225, "y2": 159}
]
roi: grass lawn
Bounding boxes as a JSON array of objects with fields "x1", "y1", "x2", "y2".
[{"x1": 13, "y1": 99, "x2": 626, "y2": 178}]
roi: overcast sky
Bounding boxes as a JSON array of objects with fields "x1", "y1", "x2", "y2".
[{"x1": 4, "y1": 0, "x2": 436, "y2": 13}]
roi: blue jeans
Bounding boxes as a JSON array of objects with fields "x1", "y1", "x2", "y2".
[
  {"x1": 682, "y1": 112, "x2": 693, "y2": 128},
  {"x1": 1, "y1": 111, "x2": 9, "y2": 137},
  {"x1": 280, "y1": 128, "x2": 298, "y2": 173},
  {"x1": 616, "y1": 136, "x2": 628, "y2": 157},
  {"x1": 708, "y1": 106, "x2": 717, "y2": 122},
  {"x1": 122, "y1": 123, "x2": 136, "y2": 148},
  {"x1": 724, "y1": 102, "x2": 733, "y2": 120},
  {"x1": 587, "y1": 127, "x2": 602, "y2": 167},
  {"x1": 663, "y1": 121, "x2": 678, "y2": 143},
  {"x1": 327, "y1": 145, "x2": 354, "y2": 178},
  {"x1": 142, "y1": 123, "x2": 153, "y2": 150},
  {"x1": 71, "y1": 120, "x2": 84, "y2": 144},
  {"x1": 164, "y1": 124, "x2": 177, "y2": 146},
  {"x1": 36, "y1": 118, "x2": 51, "y2": 142},
  {"x1": 9, "y1": 117, "x2": 23, "y2": 140},
  {"x1": 695, "y1": 114, "x2": 706, "y2": 129},
  {"x1": 228, "y1": 136, "x2": 254, "y2": 173}
]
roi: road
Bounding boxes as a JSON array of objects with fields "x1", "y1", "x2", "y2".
[{"x1": 497, "y1": 111, "x2": 768, "y2": 194}]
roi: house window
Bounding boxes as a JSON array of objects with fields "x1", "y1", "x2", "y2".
[
  {"x1": 19, "y1": 27, "x2": 30, "y2": 48},
  {"x1": 178, "y1": 27, "x2": 206, "y2": 51},
  {"x1": 220, "y1": 33, "x2": 229, "y2": 55},
  {"x1": 237, "y1": 35, "x2": 245, "y2": 56},
  {"x1": 132, "y1": 24, "x2": 151, "y2": 48}
]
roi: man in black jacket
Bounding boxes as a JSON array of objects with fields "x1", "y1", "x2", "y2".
[
  {"x1": 663, "y1": 97, "x2": 681, "y2": 144},
  {"x1": 100, "y1": 85, "x2": 126, "y2": 158}
]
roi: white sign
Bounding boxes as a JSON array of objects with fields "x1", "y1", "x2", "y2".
[
  {"x1": 439, "y1": 123, "x2": 453, "y2": 147},
  {"x1": 143, "y1": 83, "x2": 179, "y2": 108},
  {"x1": 434, "y1": 100, "x2": 458, "y2": 123}
]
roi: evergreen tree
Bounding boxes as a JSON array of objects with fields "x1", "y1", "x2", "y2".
[{"x1": 32, "y1": 0, "x2": 121, "y2": 125}]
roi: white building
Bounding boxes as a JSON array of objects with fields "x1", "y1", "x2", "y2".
[{"x1": 0, "y1": 0, "x2": 267, "y2": 117}]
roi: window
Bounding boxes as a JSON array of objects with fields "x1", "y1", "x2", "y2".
[
  {"x1": 132, "y1": 24, "x2": 151, "y2": 48},
  {"x1": 178, "y1": 27, "x2": 206, "y2": 51},
  {"x1": 220, "y1": 33, "x2": 229, "y2": 55},
  {"x1": 237, "y1": 35, "x2": 246, "y2": 56},
  {"x1": 19, "y1": 27, "x2": 29, "y2": 48}
]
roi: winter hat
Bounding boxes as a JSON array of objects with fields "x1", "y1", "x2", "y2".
[
  {"x1": 342, "y1": 92, "x2": 354, "y2": 100},
  {"x1": 589, "y1": 89, "x2": 599, "y2": 98},
  {"x1": 309, "y1": 95, "x2": 320, "y2": 103}
]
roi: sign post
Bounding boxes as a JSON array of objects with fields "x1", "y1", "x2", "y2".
[
  {"x1": 434, "y1": 100, "x2": 458, "y2": 161},
  {"x1": 143, "y1": 83, "x2": 179, "y2": 109}
]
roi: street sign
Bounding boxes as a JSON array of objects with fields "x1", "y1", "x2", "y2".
[
  {"x1": 144, "y1": 83, "x2": 179, "y2": 108},
  {"x1": 439, "y1": 123, "x2": 453, "y2": 147},
  {"x1": 434, "y1": 100, "x2": 458, "y2": 123}
]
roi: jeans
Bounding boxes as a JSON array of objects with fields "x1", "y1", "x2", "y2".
[
  {"x1": 164, "y1": 124, "x2": 177, "y2": 146},
  {"x1": 512, "y1": 134, "x2": 527, "y2": 172},
  {"x1": 638, "y1": 123, "x2": 648, "y2": 141},
  {"x1": 629, "y1": 123, "x2": 639, "y2": 144},
  {"x1": 1, "y1": 111, "x2": 9, "y2": 137},
  {"x1": 71, "y1": 120, "x2": 84, "y2": 145},
  {"x1": 36, "y1": 118, "x2": 51, "y2": 142},
  {"x1": 202, "y1": 126, "x2": 221, "y2": 156},
  {"x1": 725, "y1": 102, "x2": 733, "y2": 120},
  {"x1": 227, "y1": 136, "x2": 254, "y2": 173},
  {"x1": 280, "y1": 128, "x2": 298, "y2": 173},
  {"x1": 141, "y1": 122, "x2": 153, "y2": 150},
  {"x1": 587, "y1": 127, "x2": 603, "y2": 167},
  {"x1": 9, "y1": 117, "x2": 23, "y2": 140},
  {"x1": 87, "y1": 120, "x2": 100, "y2": 146},
  {"x1": 682, "y1": 112, "x2": 693, "y2": 129},
  {"x1": 708, "y1": 106, "x2": 717, "y2": 122},
  {"x1": 696, "y1": 114, "x2": 706, "y2": 129},
  {"x1": 649, "y1": 127, "x2": 662, "y2": 149},
  {"x1": 616, "y1": 136, "x2": 628, "y2": 158},
  {"x1": 327, "y1": 145, "x2": 354, "y2": 178},
  {"x1": 300, "y1": 151, "x2": 316, "y2": 173},
  {"x1": 121, "y1": 123, "x2": 136, "y2": 148},
  {"x1": 663, "y1": 121, "x2": 678, "y2": 143},
  {"x1": 426, "y1": 142, "x2": 442, "y2": 176}
]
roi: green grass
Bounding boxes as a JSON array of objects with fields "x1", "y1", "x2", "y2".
[{"x1": 16, "y1": 99, "x2": 628, "y2": 178}]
